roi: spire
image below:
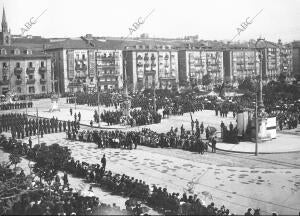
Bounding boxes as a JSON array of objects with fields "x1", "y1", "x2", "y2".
[{"x1": 2, "y1": 6, "x2": 8, "y2": 32}]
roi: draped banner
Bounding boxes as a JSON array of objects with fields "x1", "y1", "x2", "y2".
[{"x1": 67, "y1": 50, "x2": 75, "y2": 79}]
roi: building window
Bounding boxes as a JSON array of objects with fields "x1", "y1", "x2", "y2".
[
  {"x1": 29, "y1": 86, "x2": 35, "y2": 93},
  {"x1": 14, "y1": 49, "x2": 20, "y2": 55},
  {"x1": 29, "y1": 75, "x2": 33, "y2": 80},
  {"x1": 91, "y1": 78, "x2": 94, "y2": 82},
  {"x1": 25, "y1": 49, "x2": 32, "y2": 55},
  {"x1": 41, "y1": 61, "x2": 45, "y2": 67},
  {"x1": 17, "y1": 87, "x2": 21, "y2": 93},
  {"x1": 42, "y1": 86, "x2": 46, "y2": 92},
  {"x1": 29, "y1": 62, "x2": 33, "y2": 67},
  {"x1": 82, "y1": 54, "x2": 86, "y2": 60},
  {"x1": 16, "y1": 62, "x2": 20, "y2": 68},
  {"x1": 41, "y1": 74, "x2": 45, "y2": 79},
  {"x1": 17, "y1": 75, "x2": 21, "y2": 80},
  {"x1": 2, "y1": 62, "x2": 7, "y2": 68},
  {"x1": 2, "y1": 87, "x2": 8, "y2": 94},
  {"x1": 0, "y1": 48, "x2": 6, "y2": 55}
]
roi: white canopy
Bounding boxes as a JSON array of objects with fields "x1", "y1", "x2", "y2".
[{"x1": 207, "y1": 91, "x2": 218, "y2": 96}]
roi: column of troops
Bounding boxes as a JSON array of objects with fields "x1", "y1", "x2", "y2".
[
  {"x1": 66, "y1": 93, "x2": 117, "y2": 107},
  {"x1": 0, "y1": 113, "x2": 80, "y2": 139},
  {"x1": 0, "y1": 102, "x2": 33, "y2": 110}
]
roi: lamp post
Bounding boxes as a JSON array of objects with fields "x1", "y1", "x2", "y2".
[
  {"x1": 97, "y1": 76, "x2": 101, "y2": 128},
  {"x1": 25, "y1": 74, "x2": 28, "y2": 115},
  {"x1": 255, "y1": 38, "x2": 266, "y2": 112},
  {"x1": 123, "y1": 48, "x2": 130, "y2": 117},
  {"x1": 255, "y1": 93, "x2": 258, "y2": 156}
]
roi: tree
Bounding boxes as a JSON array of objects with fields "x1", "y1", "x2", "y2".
[
  {"x1": 33, "y1": 144, "x2": 71, "y2": 185},
  {"x1": 202, "y1": 74, "x2": 213, "y2": 86},
  {"x1": 238, "y1": 77, "x2": 257, "y2": 92},
  {"x1": 278, "y1": 72, "x2": 287, "y2": 83},
  {"x1": 9, "y1": 150, "x2": 21, "y2": 169}
]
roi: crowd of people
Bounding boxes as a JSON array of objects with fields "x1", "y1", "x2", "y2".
[
  {"x1": 0, "y1": 101, "x2": 33, "y2": 110},
  {"x1": 67, "y1": 121, "x2": 218, "y2": 154},
  {"x1": 100, "y1": 110, "x2": 123, "y2": 125},
  {"x1": 0, "y1": 113, "x2": 80, "y2": 140},
  {"x1": 138, "y1": 124, "x2": 215, "y2": 154},
  {"x1": 67, "y1": 130, "x2": 138, "y2": 149},
  {"x1": 66, "y1": 92, "x2": 117, "y2": 108},
  {"x1": 220, "y1": 121, "x2": 239, "y2": 144},
  {"x1": 0, "y1": 159, "x2": 129, "y2": 215},
  {"x1": 0, "y1": 134, "x2": 270, "y2": 215},
  {"x1": 129, "y1": 109, "x2": 162, "y2": 126}
]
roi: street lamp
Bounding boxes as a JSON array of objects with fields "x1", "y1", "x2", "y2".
[
  {"x1": 25, "y1": 74, "x2": 28, "y2": 115},
  {"x1": 254, "y1": 93, "x2": 258, "y2": 156},
  {"x1": 97, "y1": 75, "x2": 101, "y2": 128},
  {"x1": 255, "y1": 38, "x2": 266, "y2": 112}
]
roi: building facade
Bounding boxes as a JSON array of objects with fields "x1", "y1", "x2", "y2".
[
  {"x1": 223, "y1": 48, "x2": 260, "y2": 83},
  {"x1": 223, "y1": 41, "x2": 293, "y2": 84},
  {"x1": 95, "y1": 50, "x2": 123, "y2": 90},
  {"x1": 292, "y1": 41, "x2": 300, "y2": 79},
  {"x1": 0, "y1": 8, "x2": 51, "y2": 96},
  {"x1": 279, "y1": 44, "x2": 293, "y2": 78},
  {"x1": 256, "y1": 40, "x2": 293, "y2": 82},
  {"x1": 178, "y1": 49, "x2": 224, "y2": 86},
  {"x1": 123, "y1": 45, "x2": 179, "y2": 91},
  {"x1": 46, "y1": 36, "x2": 124, "y2": 94}
]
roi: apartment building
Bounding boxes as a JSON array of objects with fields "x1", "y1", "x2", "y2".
[
  {"x1": 178, "y1": 48, "x2": 224, "y2": 86},
  {"x1": 123, "y1": 44, "x2": 179, "y2": 91}
]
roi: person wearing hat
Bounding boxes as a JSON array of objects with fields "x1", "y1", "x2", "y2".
[
  {"x1": 245, "y1": 208, "x2": 253, "y2": 216},
  {"x1": 253, "y1": 208, "x2": 261, "y2": 216}
]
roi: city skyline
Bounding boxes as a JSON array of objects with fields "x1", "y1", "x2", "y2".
[{"x1": 1, "y1": 0, "x2": 300, "y2": 42}]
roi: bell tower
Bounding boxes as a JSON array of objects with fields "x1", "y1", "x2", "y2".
[{"x1": 0, "y1": 7, "x2": 11, "y2": 46}]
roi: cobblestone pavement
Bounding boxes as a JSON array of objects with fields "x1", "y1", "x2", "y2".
[{"x1": 19, "y1": 133, "x2": 300, "y2": 215}]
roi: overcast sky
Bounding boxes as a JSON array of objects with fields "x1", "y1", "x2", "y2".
[{"x1": 2, "y1": 0, "x2": 300, "y2": 42}]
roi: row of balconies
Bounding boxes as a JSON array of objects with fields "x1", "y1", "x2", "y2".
[
  {"x1": 97, "y1": 63, "x2": 119, "y2": 67},
  {"x1": 0, "y1": 78, "x2": 47, "y2": 86},
  {"x1": 98, "y1": 73, "x2": 119, "y2": 77},
  {"x1": 137, "y1": 63, "x2": 157, "y2": 68},
  {"x1": 75, "y1": 64, "x2": 88, "y2": 72},
  {"x1": 12, "y1": 66, "x2": 47, "y2": 76},
  {"x1": 137, "y1": 55, "x2": 157, "y2": 61},
  {"x1": 97, "y1": 56, "x2": 116, "y2": 61}
]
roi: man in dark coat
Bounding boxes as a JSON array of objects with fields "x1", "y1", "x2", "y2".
[
  {"x1": 211, "y1": 137, "x2": 217, "y2": 153},
  {"x1": 101, "y1": 154, "x2": 106, "y2": 171}
]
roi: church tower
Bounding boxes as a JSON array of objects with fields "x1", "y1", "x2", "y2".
[{"x1": 0, "y1": 7, "x2": 11, "y2": 46}]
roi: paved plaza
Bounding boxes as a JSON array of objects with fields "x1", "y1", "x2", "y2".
[
  {"x1": 18, "y1": 133, "x2": 300, "y2": 215},
  {"x1": 2, "y1": 98, "x2": 300, "y2": 215}
]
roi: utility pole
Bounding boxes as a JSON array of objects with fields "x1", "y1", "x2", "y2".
[
  {"x1": 255, "y1": 93, "x2": 258, "y2": 156},
  {"x1": 255, "y1": 38, "x2": 266, "y2": 112},
  {"x1": 153, "y1": 83, "x2": 156, "y2": 112},
  {"x1": 124, "y1": 56, "x2": 130, "y2": 117},
  {"x1": 74, "y1": 90, "x2": 77, "y2": 111},
  {"x1": 97, "y1": 76, "x2": 101, "y2": 128},
  {"x1": 25, "y1": 75, "x2": 28, "y2": 115}
]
